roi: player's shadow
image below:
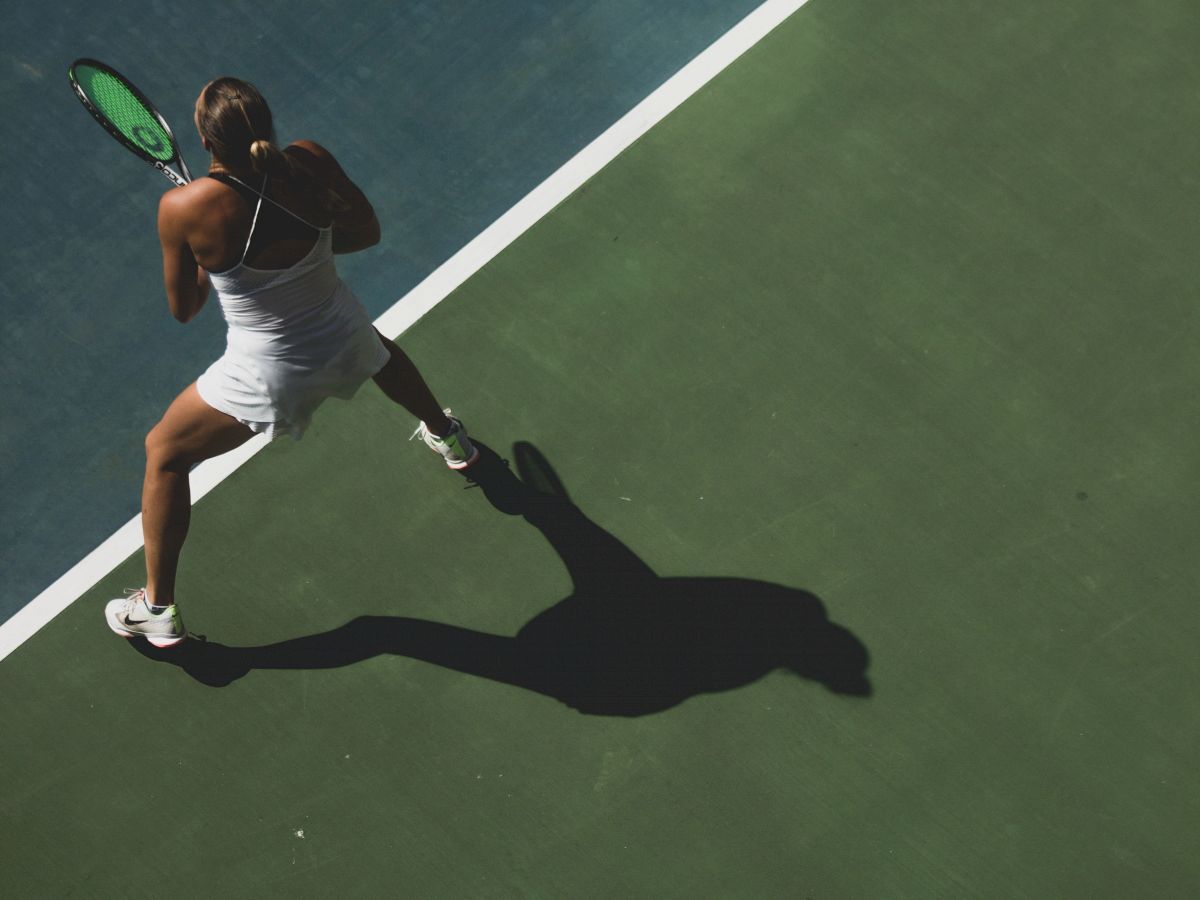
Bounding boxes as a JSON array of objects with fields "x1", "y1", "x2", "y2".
[{"x1": 135, "y1": 442, "x2": 871, "y2": 715}]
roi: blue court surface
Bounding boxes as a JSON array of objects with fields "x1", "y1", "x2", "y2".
[{"x1": 0, "y1": 0, "x2": 761, "y2": 624}]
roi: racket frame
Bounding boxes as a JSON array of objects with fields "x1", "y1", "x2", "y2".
[{"x1": 68, "y1": 58, "x2": 194, "y2": 186}]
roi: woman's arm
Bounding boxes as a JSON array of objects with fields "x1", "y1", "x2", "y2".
[
  {"x1": 286, "y1": 140, "x2": 381, "y2": 254},
  {"x1": 157, "y1": 189, "x2": 210, "y2": 323}
]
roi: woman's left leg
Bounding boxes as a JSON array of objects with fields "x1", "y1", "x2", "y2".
[
  {"x1": 108, "y1": 383, "x2": 254, "y2": 646},
  {"x1": 142, "y1": 383, "x2": 255, "y2": 606}
]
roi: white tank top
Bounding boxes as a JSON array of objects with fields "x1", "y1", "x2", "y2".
[
  {"x1": 206, "y1": 175, "x2": 355, "y2": 361},
  {"x1": 194, "y1": 173, "x2": 388, "y2": 439}
]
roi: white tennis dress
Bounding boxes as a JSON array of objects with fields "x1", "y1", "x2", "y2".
[{"x1": 194, "y1": 176, "x2": 389, "y2": 439}]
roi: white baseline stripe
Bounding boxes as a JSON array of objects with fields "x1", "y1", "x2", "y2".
[{"x1": 0, "y1": 0, "x2": 809, "y2": 664}]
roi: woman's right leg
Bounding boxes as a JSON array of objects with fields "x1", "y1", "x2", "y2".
[
  {"x1": 371, "y1": 330, "x2": 479, "y2": 469},
  {"x1": 371, "y1": 330, "x2": 453, "y2": 437}
]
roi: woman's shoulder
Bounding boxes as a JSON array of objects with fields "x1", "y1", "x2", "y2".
[
  {"x1": 283, "y1": 140, "x2": 350, "y2": 182},
  {"x1": 286, "y1": 139, "x2": 333, "y2": 159},
  {"x1": 158, "y1": 174, "x2": 238, "y2": 224},
  {"x1": 280, "y1": 140, "x2": 373, "y2": 228}
]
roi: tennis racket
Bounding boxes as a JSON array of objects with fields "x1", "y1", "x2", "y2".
[{"x1": 68, "y1": 58, "x2": 193, "y2": 186}]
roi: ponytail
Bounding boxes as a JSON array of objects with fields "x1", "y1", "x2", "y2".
[{"x1": 249, "y1": 138, "x2": 289, "y2": 178}]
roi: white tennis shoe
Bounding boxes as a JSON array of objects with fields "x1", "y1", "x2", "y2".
[
  {"x1": 411, "y1": 409, "x2": 480, "y2": 470},
  {"x1": 105, "y1": 589, "x2": 187, "y2": 648}
]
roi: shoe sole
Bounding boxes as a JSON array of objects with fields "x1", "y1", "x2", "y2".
[
  {"x1": 445, "y1": 446, "x2": 481, "y2": 470},
  {"x1": 106, "y1": 618, "x2": 187, "y2": 648}
]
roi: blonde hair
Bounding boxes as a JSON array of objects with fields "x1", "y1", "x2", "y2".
[{"x1": 198, "y1": 78, "x2": 347, "y2": 214}]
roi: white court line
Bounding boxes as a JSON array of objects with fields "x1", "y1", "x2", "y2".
[{"x1": 0, "y1": 0, "x2": 810, "y2": 664}]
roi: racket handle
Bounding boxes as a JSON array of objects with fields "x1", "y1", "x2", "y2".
[{"x1": 157, "y1": 162, "x2": 189, "y2": 187}]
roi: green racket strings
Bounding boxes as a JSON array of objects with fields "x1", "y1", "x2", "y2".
[{"x1": 75, "y1": 65, "x2": 175, "y2": 162}]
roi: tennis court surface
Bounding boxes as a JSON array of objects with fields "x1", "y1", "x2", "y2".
[{"x1": 3, "y1": 1, "x2": 1199, "y2": 897}]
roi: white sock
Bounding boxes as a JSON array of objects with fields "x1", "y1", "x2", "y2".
[{"x1": 144, "y1": 591, "x2": 170, "y2": 614}]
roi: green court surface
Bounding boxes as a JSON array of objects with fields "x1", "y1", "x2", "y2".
[{"x1": 3, "y1": 1, "x2": 1200, "y2": 897}]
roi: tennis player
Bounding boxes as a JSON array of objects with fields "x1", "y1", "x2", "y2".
[{"x1": 105, "y1": 77, "x2": 477, "y2": 648}]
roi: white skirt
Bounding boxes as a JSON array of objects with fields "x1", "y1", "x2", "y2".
[{"x1": 196, "y1": 303, "x2": 390, "y2": 440}]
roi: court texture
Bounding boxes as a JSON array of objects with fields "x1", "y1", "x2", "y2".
[{"x1": 2, "y1": 0, "x2": 1198, "y2": 897}]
